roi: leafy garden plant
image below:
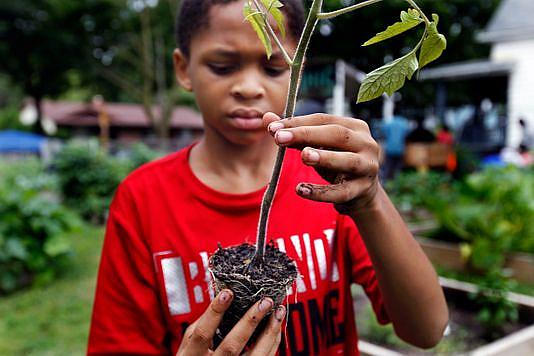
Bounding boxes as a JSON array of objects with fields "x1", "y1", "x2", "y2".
[
  {"x1": 209, "y1": 0, "x2": 446, "y2": 342},
  {"x1": 245, "y1": 0, "x2": 446, "y2": 263},
  {"x1": 0, "y1": 159, "x2": 81, "y2": 294}
]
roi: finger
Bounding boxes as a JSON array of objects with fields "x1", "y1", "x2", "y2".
[
  {"x1": 248, "y1": 306, "x2": 285, "y2": 356},
  {"x1": 272, "y1": 124, "x2": 373, "y2": 152},
  {"x1": 301, "y1": 147, "x2": 379, "y2": 177},
  {"x1": 269, "y1": 333, "x2": 282, "y2": 356},
  {"x1": 263, "y1": 112, "x2": 282, "y2": 131},
  {"x1": 187, "y1": 289, "x2": 233, "y2": 353},
  {"x1": 214, "y1": 297, "x2": 274, "y2": 356},
  {"x1": 296, "y1": 178, "x2": 376, "y2": 204},
  {"x1": 266, "y1": 112, "x2": 369, "y2": 135}
]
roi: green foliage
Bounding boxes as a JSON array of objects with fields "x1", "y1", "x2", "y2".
[
  {"x1": 244, "y1": 0, "x2": 286, "y2": 59},
  {"x1": 0, "y1": 159, "x2": 81, "y2": 294},
  {"x1": 430, "y1": 166, "x2": 534, "y2": 263},
  {"x1": 0, "y1": 0, "x2": 120, "y2": 102},
  {"x1": 362, "y1": 8, "x2": 423, "y2": 46},
  {"x1": 261, "y1": 0, "x2": 285, "y2": 38},
  {"x1": 244, "y1": 1, "x2": 273, "y2": 58},
  {"x1": 0, "y1": 106, "x2": 27, "y2": 131},
  {"x1": 53, "y1": 141, "x2": 130, "y2": 223},
  {"x1": 356, "y1": 50, "x2": 418, "y2": 103},
  {"x1": 388, "y1": 166, "x2": 532, "y2": 336},
  {"x1": 127, "y1": 142, "x2": 164, "y2": 170},
  {"x1": 388, "y1": 166, "x2": 534, "y2": 258},
  {"x1": 385, "y1": 170, "x2": 452, "y2": 214},
  {"x1": 357, "y1": 6, "x2": 446, "y2": 103},
  {"x1": 308, "y1": 0, "x2": 500, "y2": 108},
  {"x1": 418, "y1": 14, "x2": 447, "y2": 68},
  {"x1": 469, "y1": 271, "x2": 519, "y2": 339},
  {"x1": 54, "y1": 141, "x2": 162, "y2": 223},
  {"x1": 245, "y1": 0, "x2": 447, "y2": 103}
]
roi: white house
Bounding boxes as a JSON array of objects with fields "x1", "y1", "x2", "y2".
[{"x1": 421, "y1": 0, "x2": 534, "y2": 148}]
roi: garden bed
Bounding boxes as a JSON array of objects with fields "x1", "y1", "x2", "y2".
[
  {"x1": 416, "y1": 235, "x2": 534, "y2": 285},
  {"x1": 354, "y1": 278, "x2": 534, "y2": 355}
]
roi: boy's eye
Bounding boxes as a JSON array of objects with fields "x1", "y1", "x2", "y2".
[
  {"x1": 208, "y1": 64, "x2": 236, "y2": 75},
  {"x1": 264, "y1": 66, "x2": 286, "y2": 77}
]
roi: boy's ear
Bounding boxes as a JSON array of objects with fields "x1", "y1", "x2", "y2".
[{"x1": 173, "y1": 49, "x2": 192, "y2": 92}]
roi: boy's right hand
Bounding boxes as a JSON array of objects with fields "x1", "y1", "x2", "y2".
[{"x1": 177, "y1": 289, "x2": 285, "y2": 356}]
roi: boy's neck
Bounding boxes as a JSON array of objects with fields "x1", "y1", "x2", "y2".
[{"x1": 189, "y1": 134, "x2": 278, "y2": 194}]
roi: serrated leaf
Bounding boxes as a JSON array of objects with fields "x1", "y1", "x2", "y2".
[
  {"x1": 418, "y1": 14, "x2": 447, "y2": 68},
  {"x1": 363, "y1": 8, "x2": 422, "y2": 46},
  {"x1": 357, "y1": 51, "x2": 419, "y2": 103},
  {"x1": 261, "y1": 0, "x2": 286, "y2": 38},
  {"x1": 244, "y1": 1, "x2": 272, "y2": 58}
]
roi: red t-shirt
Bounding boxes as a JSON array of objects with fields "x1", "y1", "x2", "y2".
[{"x1": 88, "y1": 145, "x2": 389, "y2": 355}]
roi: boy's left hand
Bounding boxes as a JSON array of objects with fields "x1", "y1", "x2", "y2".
[{"x1": 264, "y1": 112, "x2": 381, "y2": 215}]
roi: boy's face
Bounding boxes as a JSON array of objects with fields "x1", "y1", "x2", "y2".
[{"x1": 174, "y1": 0, "x2": 297, "y2": 146}]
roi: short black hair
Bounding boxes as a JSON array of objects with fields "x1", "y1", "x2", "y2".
[{"x1": 176, "y1": 0, "x2": 305, "y2": 57}]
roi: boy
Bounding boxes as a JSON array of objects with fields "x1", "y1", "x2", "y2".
[{"x1": 88, "y1": 0, "x2": 448, "y2": 355}]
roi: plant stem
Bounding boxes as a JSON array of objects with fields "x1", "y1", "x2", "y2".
[
  {"x1": 317, "y1": 0, "x2": 382, "y2": 20},
  {"x1": 251, "y1": 0, "x2": 293, "y2": 65},
  {"x1": 405, "y1": 0, "x2": 430, "y2": 25},
  {"x1": 253, "y1": 0, "x2": 323, "y2": 264}
]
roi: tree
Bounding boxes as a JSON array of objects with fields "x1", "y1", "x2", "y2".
[
  {"x1": 96, "y1": 0, "x2": 183, "y2": 141},
  {"x1": 0, "y1": 0, "x2": 119, "y2": 133}
]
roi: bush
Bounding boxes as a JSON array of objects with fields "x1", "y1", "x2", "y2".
[
  {"x1": 127, "y1": 142, "x2": 163, "y2": 170},
  {"x1": 385, "y1": 171, "x2": 453, "y2": 215},
  {"x1": 0, "y1": 159, "x2": 81, "y2": 294},
  {"x1": 0, "y1": 105, "x2": 27, "y2": 131},
  {"x1": 54, "y1": 141, "x2": 163, "y2": 223},
  {"x1": 53, "y1": 140, "x2": 130, "y2": 223},
  {"x1": 387, "y1": 165, "x2": 532, "y2": 336},
  {"x1": 428, "y1": 165, "x2": 534, "y2": 265}
]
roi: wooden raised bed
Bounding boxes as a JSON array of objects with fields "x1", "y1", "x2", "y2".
[
  {"x1": 417, "y1": 236, "x2": 534, "y2": 285},
  {"x1": 357, "y1": 278, "x2": 534, "y2": 356}
]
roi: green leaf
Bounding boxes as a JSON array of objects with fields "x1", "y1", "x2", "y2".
[
  {"x1": 44, "y1": 233, "x2": 71, "y2": 257},
  {"x1": 363, "y1": 9, "x2": 422, "y2": 46},
  {"x1": 418, "y1": 14, "x2": 447, "y2": 68},
  {"x1": 261, "y1": 0, "x2": 286, "y2": 38},
  {"x1": 5, "y1": 238, "x2": 28, "y2": 259},
  {"x1": 357, "y1": 51, "x2": 419, "y2": 103},
  {"x1": 244, "y1": 1, "x2": 272, "y2": 58}
]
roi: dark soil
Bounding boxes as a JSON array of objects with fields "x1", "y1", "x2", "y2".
[{"x1": 209, "y1": 242, "x2": 298, "y2": 346}]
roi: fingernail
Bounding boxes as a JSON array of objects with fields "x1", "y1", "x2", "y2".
[
  {"x1": 275, "y1": 306, "x2": 286, "y2": 322},
  {"x1": 258, "y1": 298, "x2": 273, "y2": 312},
  {"x1": 219, "y1": 290, "x2": 232, "y2": 304},
  {"x1": 304, "y1": 148, "x2": 320, "y2": 163},
  {"x1": 268, "y1": 122, "x2": 284, "y2": 134},
  {"x1": 298, "y1": 185, "x2": 312, "y2": 196},
  {"x1": 276, "y1": 130, "x2": 293, "y2": 144}
]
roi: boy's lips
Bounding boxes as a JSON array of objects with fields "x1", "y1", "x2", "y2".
[{"x1": 228, "y1": 108, "x2": 264, "y2": 130}]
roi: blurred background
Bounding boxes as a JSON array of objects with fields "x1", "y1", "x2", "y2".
[{"x1": 0, "y1": 0, "x2": 532, "y2": 354}]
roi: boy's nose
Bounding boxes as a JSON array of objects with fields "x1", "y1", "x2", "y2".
[{"x1": 230, "y1": 75, "x2": 266, "y2": 100}]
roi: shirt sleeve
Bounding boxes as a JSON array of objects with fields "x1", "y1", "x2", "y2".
[
  {"x1": 338, "y1": 215, "x2": 390, "y2": 325},
  {"x1": 87, "y1": 182, "x2": 170, "y2": 355}
]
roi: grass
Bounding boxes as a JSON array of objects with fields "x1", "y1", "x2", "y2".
[{"x1": 0, "y1": 225, "x2": 104, "y2": 356}]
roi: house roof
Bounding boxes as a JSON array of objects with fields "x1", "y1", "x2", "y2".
[
  {"x1": 477, "y1": 0, "x2": 534, "y2": 43},
  {"x1": 419, "y1": 59, "x2": 514, "y2": 81},
  {"x1": 42, "y1": 100, "x2": 204, "y2": 129}
]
